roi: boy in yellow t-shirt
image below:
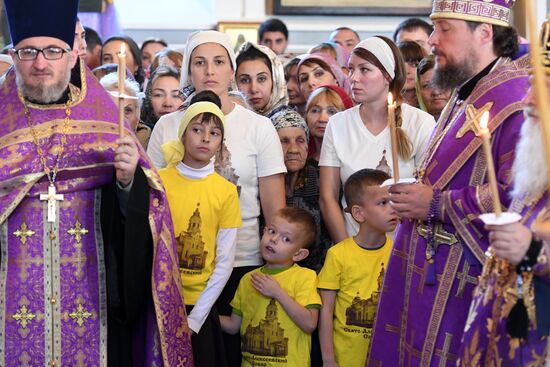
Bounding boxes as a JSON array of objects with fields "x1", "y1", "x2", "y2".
[
  {"x1": 220, "y1": 207, "x2": 322, "y2": 367},
  {"x1": 318, "y1": 169, "x2": 398, "y2": 367}
]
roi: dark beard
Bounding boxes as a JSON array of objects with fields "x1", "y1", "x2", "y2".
[{"x1": 431, "y1": 63, "x2": 473, "y2": 91}]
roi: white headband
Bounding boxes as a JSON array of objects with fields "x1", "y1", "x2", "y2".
[
  {"x1": 0, "y1": 54, "x2": 13, "y2": 65},
  {"x1": 180, "y1": 30, "x2": 237, "y2": 89},
  {"x1": 354, "y1": 37, "x2": 396, "y2": 80}
]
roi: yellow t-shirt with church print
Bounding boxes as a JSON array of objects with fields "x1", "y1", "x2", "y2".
[
  {"x1": 317, "y1": 236, "x2": 393, "y2": 367},
  {"x1": 231, "y1": 264, "x2": 322, "y2": 367},
  {"x1": 159, "y1": 166, "x2": 241, "y2": 305}
]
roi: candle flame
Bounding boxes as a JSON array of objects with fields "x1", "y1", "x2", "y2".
[
  {"x1": 480, "y1": 111, "x2": 489, "y2": 130},
  {"x1": 120, "y1": 43, "x2": 126, "y2": 55},
  {"x1": 387, "y1": 92, "x2": 393, "y2": 105}
]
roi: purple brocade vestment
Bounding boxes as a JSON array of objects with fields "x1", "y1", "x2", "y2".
[
  {"x1": 0, "y1": 61, "x2": 193, "y2": 366},
  {"x1": 367, "y1": 54, "x2": 530, "y2": 367}
]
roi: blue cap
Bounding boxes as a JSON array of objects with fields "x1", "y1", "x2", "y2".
[{"x1": 5, "y1": 0, "x2": 79, "y2": 48}]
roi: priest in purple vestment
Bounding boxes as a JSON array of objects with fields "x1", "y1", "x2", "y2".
[
  {"x1": 367, "y1": 0, "x2": 531, "y2": 365},
  {"x1": 0, "y1": 0, "x2": 193, "y2": 366},
  {"x1": 458, "y1": 23, "x2": 550, "y2": 365}
]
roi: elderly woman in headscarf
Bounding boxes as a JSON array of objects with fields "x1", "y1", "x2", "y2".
[
  {"x1": 271, "y1": 107, "x2": 333, "y2": 273},
  {"x1": 297, "y1": 52, "x2": 352, "y2": 99},
  {"x1": 146, "y1": 30, "x2": 286, "y2": 366},
  {"x1": 235, "y1": 42, "x2": 288, "y2": 117}
]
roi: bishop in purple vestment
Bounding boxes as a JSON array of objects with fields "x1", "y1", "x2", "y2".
[
  {"x1": 367, "y1": 0, "x2": 531, "y2": 365},
  {"x1": 0, "y1": 1, "x2": 193, "y2": 366}
]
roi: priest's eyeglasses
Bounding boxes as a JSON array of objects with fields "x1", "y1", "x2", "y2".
[{"x1": 11, "y1": 47, "x2": 71, "y2": 61}]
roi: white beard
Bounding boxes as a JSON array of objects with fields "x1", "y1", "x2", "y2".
[{"x1": 511, "y1": 112, "x2": 549, "y2": 201}]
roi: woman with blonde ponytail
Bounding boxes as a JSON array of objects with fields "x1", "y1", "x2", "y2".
[{"x1": 319, "y1": 36, "x2": 435, "y2": 241}]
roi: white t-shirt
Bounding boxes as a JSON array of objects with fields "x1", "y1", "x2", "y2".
[
  {"x1": 319, "y1": 103, "x2": 435, "y2": 235},
  {"x1": 148, "y1": 103, "x2": 286, "y2": 267}
]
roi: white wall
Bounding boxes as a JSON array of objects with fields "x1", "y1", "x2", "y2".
[{"x1": 115, "y1": 0, "x2": 427, "y2": 52}]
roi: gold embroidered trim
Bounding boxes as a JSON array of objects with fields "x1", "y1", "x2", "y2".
[{"x1": 422, "y1": 244, "x2": 464, "y2": 363}]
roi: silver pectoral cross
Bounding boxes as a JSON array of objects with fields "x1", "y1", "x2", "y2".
[{"x1": 39, "y1": 184, "x2": 64, "y2": 222}]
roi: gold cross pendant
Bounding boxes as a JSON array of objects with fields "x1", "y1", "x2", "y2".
[
  {"x1": 456, "y1": 102, "x2": 494, "y2": 139},
  {"x1": 39, "y1": 184, "x2": 64, "y2": 223}
]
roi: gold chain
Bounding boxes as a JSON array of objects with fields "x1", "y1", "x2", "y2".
[{"x1": 22, "y1": 96, "x2": 72, "y2": 184}]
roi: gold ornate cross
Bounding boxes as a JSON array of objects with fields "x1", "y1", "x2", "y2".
[
  {"x1": 69, "y1": 304, "x2": 92, "y2": 327},
  {"x1": 12, "y1": 305, "x2": 36, "y2": 329},
  {"x1": 39, "y1": 184, "x2": 64, "y2": 223},
  {"x1": 456, "y1": 102, "x2": 494, "y2": 139},
  {"x1": 13, "y1": 222, "x2": 35, "y2": 245},
  {"x1": 67, "y1": 221, "x2": 88, "y2": 243}
]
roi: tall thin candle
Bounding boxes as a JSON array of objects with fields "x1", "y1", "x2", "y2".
[
  {"x1": 387, "y1": 92, "x2": 399, "y2": 182},
  {"x1": 479, "y1": 111, "x2": 501, "y2": 217},
  {"x1": 117, "y1": 43, "x2": 126, "y2": 137}
]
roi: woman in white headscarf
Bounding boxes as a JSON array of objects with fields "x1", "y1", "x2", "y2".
[
  {"x1": 147, "y1": 31, "x2": 286, "y2": 366},
  {"x1": 235, "y1": 42, "x2": 288, "y2": 117},
  {"x1": 319, "y1": 36, "x2": 435, "y2": 243}
]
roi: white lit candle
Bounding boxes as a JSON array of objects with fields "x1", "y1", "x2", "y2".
[{"x1": 117, "y1": 43, "x2": 126, "y2": 137}]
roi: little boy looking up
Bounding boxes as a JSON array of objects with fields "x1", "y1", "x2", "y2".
[{"x1": 220, "y1": 207, "x2": 321, "y2": 367}]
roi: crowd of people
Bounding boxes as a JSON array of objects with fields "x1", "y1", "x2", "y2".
[{"x1": 1, "y1": 0, "x2": 549, "y2": 366}]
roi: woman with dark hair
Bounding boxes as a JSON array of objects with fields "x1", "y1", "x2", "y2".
[
  {"x1": 284, "y1": 57, "x2": 307, "y2": 115},
  {"x1": 102, "y1": 35, "x2": 145, "y2": 88},
  {"x1": 140, "y1": 64, "x2": 184, "y2": 128},
  {"x1": 235, "y1": 42, "x2": 288, "y2": 117},
  {"x1": 297, "y1": 53, "x2": 351, "y2": 99},
  {"x1": 397, "y1": 40, "x2": 427, "y2": 107},
  {"x1": 140, "y1": 37, "x2": 168, "y2": 70},
  {"x1": 319, "y1": 36, "x2": 435, "y2": 242}
]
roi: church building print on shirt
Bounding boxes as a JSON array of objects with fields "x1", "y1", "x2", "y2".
[
  {"x1": 242, "y1": 299, "x2": 289, "y2": 357},
  {"x1": 176, "y1": 203, "x2": 208, "y2": 270},
  {"x1": 345, "y1": 266, "x2": 385, "y2": 328},
  {"x1": 376, "y1": 149, "x2": 392, "y2": 177},
  {"x1": 215, "y1": 143, "x2": 241, "y2": 196}
]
